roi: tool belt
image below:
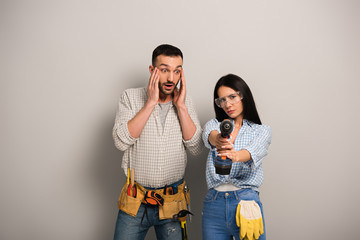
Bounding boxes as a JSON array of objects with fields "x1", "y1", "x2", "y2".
[{"x1": 117, "y1": 180, "x2": 190, "y2": 220}]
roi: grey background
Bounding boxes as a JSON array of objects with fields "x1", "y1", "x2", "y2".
[{"x1": 1, "y1": 0, "x2": 359, "y2": 239}]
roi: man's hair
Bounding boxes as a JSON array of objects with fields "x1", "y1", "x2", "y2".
[
  {"x1": 152, "y1": 44, "x2": 183, "y2": 66},
  {"x1": 213, "y1": 74, "x2": 262, "y2": 124}
]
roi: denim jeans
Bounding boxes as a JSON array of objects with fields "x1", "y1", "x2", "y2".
[
  {"x1": 202, "y1": 188, "x2": 266, "y2": 240},
  {"x1": 113, "y1": 204, "x2": 182, "y2": 240}
]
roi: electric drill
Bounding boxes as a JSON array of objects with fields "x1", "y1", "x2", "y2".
[{"x1": 214, "y1": 119, "x2": 234, "y2": 175}]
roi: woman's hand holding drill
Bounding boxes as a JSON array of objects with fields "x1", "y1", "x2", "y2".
[{"x1": 210, "y1": 131, "x2": 251, "y2": 163}]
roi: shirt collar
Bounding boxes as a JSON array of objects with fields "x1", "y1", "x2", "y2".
[{"x1": 230, "y1": 118, "x2": 251, "y2": 128}]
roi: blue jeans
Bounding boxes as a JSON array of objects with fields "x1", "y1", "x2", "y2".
[
  {"x1": 113, "y1": 204, "x2": 182, "y2": 240},
  {"x1": 202, "y1": 188, "x2": 266, "y2": 240}
]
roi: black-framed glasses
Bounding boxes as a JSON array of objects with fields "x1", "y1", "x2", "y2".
[{"x1": 215, "y1": 91, "x2": 243, "y2": 108}]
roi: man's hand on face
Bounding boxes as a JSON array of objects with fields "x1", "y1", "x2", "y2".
[
  {"x1": 147, "y1": 67, "x2": 160, "y2": 107},
  {"x1": 173, "y1": 69, "x2": 186, "y2": 109}
]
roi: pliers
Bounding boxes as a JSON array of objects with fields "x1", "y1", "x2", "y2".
[
  {"x1": 127, "y1": 168, "x2": 136, "y2": 197},
  {"x1": 127, "y1": 183, "x2": 137, "y2": 197}
]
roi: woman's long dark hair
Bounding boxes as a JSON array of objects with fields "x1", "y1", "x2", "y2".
[{"x1": 214, "y1": 74, "x2": 262, "y2": 124}]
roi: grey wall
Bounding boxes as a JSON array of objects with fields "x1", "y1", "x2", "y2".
[{"x1": 1, "y1": 0, "x2": 360, "y2": 239}]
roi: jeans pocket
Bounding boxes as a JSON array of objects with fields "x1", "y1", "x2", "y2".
[{"x1": 235, "y1": 188, "x2": 259, "y2": 201}]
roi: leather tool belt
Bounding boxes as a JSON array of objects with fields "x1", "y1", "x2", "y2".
[{"x1": 117, "y1": 180, "x2": 190, "y2": 220}]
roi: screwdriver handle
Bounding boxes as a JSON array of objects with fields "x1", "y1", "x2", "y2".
[{"x1": 131, "y1": 169, "x2": 135, "y2": 186}]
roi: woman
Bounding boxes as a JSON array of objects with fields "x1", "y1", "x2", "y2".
[{"x1": 202, "y1": 74, "x2": 271, "y2": 240}]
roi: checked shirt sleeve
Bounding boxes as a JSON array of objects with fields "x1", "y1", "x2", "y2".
[
  {"x1": 202, "y1": 118, "x2": 221, "y2": 149},
  {"x1": 112, "y1": 90, "x2": 138, "y2": 151},
  {"x1": 182, "y1": 96, "x2": 203, "y2": 156},
  {"x1": 243, "y1": 125, "x2": 272, "y2": 168}
]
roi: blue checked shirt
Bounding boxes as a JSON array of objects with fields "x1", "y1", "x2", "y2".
[{"x1": 202, "y1": 118, "x2": 272, "y2": 191}]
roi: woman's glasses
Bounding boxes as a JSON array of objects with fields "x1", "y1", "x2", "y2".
[{"x1": 215, "y1": 91, "x2": 243, "y2": 108}]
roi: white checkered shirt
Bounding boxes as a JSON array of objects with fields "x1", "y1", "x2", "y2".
[
  {"x1": 113, "y1": 87, "x2": 203, "y2": 188},
  {"x1": 202, "y1": 118, "x2": 272, "y2": 191}
]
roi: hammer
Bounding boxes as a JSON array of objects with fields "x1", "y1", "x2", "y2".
[{"x1": 173, "y1": 210, "x2": 193, "y2": 240}]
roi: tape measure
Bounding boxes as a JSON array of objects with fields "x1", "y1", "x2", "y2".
[{"x1": 144, "y1": 191, "x2": 164, "y2": 206}]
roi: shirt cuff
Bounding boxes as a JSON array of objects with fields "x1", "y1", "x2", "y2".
[
  {"x1": 116, "y1": 122, "x2": 137, "y2": 145},
  {"x1": 242, "y1": 146, "x2": 260, "y2": 168},
  {"x1": 183, "y1": 126, "x2": 202, "y2": 146},
  {"x1": 202, "y1": 123, "x2": 220, "y2": 149}
]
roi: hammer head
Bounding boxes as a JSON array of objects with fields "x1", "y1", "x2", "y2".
[{"x1": 172, "y1": 210, "x2": 193, "y2": 222}]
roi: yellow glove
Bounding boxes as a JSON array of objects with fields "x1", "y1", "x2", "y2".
[{"x1": 236, "y1": 200, "x2": 264, "y2": 240}]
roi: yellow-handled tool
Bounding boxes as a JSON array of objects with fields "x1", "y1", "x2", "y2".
[
  {"x1": 173, "y1": 210, "x2": 193, "y2": 240},
  {"x1": 127, "y1": 168, "x2": 130, "y2": 185}
]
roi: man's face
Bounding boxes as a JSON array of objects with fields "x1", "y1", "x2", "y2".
[{"x1": 151, "y1": 55, "x2": 183, "y2": 96}]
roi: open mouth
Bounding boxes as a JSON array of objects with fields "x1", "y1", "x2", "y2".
[{"x1": 164, "y1": 83, "x2": 174, "y2": 90}]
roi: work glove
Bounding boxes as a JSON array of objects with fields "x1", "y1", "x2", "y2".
[{"x1": 236, "y1": 200, "x2": 264, "y2": 240}]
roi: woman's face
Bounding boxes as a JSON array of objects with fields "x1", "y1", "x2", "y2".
[{"x1": 217, "y1": 86, "x2": 244, "y2": 119}]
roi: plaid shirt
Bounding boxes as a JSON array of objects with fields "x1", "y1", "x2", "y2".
[
  {"x1": 113, "y1": 87, "x2": 202, "y2": 188},
  {"x1": 202, "y1": 118, "x2": 272, "y2": 191}
]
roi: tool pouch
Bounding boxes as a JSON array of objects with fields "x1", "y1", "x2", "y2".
[
  {"x1": 158, "y1": 184, "x2": 190, "y2": 220},
  {"x1": 117, "y1": 183, "x2": 143, "y2": 217}
]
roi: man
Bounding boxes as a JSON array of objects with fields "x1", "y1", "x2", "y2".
[{"x1": 112, "y1": 44, "x2": 202, "y2": 240}]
